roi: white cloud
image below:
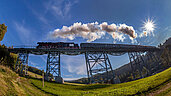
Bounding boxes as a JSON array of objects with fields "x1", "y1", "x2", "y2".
[
  {"x1": 33, "y1": 10, "x2": 49, "y2": 25},
  {"x1": 52, "y1": 6, "x2": 63, "y2": 17},
  {"x1": 24, "y1": 1, "x2": 49, "y2": 25},
  {"x1": 62, "y1": 55, "x2": 87, "y2": 75},
  {"x1": 44, "y1": 0, "x2": 78, "y2": 20},
  {"x1": 40, "y1": 55, "x2": 47, "y2": 63},
  {"x1": 14, "y1": 21, "x2": 33, "y2": 44},
  {"x1": 137, "y1": 26, "x2": 171, "y2": 46},
  {"x1": 63, "y1": 77, "x2": 81, "y2": 81},
  {"x1": 63, "y1": 74, "x2": 73, "y2": 77},
  {"x1": 29, "y1": 60, "x2": 43, "y2": 69},
  {"x1": 25, "y1": 0, "x2": 78, "y2": 29},
  {"x1": 156, "y1": 26, "x2": 171, "y2": 45}
]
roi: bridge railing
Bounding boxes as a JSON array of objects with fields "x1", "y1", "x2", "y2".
[{"x1": 13, "y1": 45, "x2": 37, "y2": 49}]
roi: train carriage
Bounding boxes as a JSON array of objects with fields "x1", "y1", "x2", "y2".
[
  {"x1": 37, "y1": 42, "x2": 79, "y2": 49},
  {"x1": 80, "y1": 43, "x2": 139, "y2": 49}
]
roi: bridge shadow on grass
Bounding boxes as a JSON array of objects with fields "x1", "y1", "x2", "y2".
[
  {"x1": 28, "y1": 76, "x2": 112, "y2": 92},
  {"x1": 23, "y1": 76, "x2": 58, "y2": 96},
  {"x1": 74, "y1": 84, "x2": 112, "y2": 91},
  {"x1": 31, "y1": 82, "x2": 58, "y2": 96}
]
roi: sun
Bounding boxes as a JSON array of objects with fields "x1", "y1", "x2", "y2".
[{"x1": 142, "y1": 18, "x2": 156, "y2": 32}]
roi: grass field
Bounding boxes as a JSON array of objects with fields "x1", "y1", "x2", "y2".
[
  {"x1": 31, "y1": 67, "x2": 171, "y2": 96},
  {"x1": 27, "y1": 71, "x2": 42, "y2": 79},
  {"x1": 0, "y1": 64, "x2": 171, "y2": 96},
  {"x1": 0, "y1": 65, "x2": 49, "y2": 96}
]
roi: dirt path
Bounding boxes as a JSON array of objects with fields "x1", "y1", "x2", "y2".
[{"x1": 147, "y1": 81, "x2": 171, "y2": 96}]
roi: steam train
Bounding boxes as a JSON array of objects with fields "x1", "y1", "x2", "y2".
[
  {"x1": 36, "y1": 42, "x2": 79, "y2": 49},
  {"x1": 80, "y1": 43, "x2": 156, "y2": 49},
  {"x1": 36, "y1": 42, "x2": 157, "y2": 50}
]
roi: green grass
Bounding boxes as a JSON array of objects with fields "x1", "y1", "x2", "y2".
[
  {"x1": 31, "y1": 67, "x2": 171, "y2": 96},
  {"x1": 153, "y1": 80, "x2": 171, "y2": 96},
  {"x1": 1, "y1": 64, "x2": 171, "y2": 96},
  {"x1": 27, "y1": 71, "x2": 43, "y2": 79},
  {"x1": 0, "y1": 65, "x2": 50, "y2": 96},
  {"x1": 156, "y1": 87, "x2": 171, "y2": 96}
]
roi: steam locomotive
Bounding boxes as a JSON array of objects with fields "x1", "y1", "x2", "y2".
[
  {"x1": 36, "y1": 42, "x2": 79, "y2": 49},
  {"x1": 36, "y1": 42, "x2": 157, "y2": 50}
]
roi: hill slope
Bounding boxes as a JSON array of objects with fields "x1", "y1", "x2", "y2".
[
  {"x1": 148, "y1": 81, "x2": 171, "y2": 96},
  {"x1": 0, "y1": 65, "x2": 50, "y2": 96},
  {"x1": 31, "y1": 67, "x2": 171, "y2": 96},
  {"x1": 0, "y1": 64, "x2": 170, "y2": 96}
]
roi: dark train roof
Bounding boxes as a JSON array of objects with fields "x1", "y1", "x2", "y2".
[
  {"x1": 80, "y1": 43, "x2": 158, "y2": 48},
  {"x1": 37, "y1": 42, "x2": 75, "y2": 44},
  {"x1": 80, "y1": 43, "x2": 142, "y2": 46}
]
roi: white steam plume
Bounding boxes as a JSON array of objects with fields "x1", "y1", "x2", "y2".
[{"x1": 49, "y1": 22, "x2": 137, "y2": 42}]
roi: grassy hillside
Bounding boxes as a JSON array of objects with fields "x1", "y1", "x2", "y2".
[
  {"x1": 27, "y1": 71, "x2": 42, "y2": 79},
  {"x1": 0, "y1": 65, "x2": 50, "y2": 96},
  {"x1": 148, "y1": 81, "x2": 171, "y2": 96},
  {"x1": 31, "y1": 67, "x2": 171, "y2": 96},
  {"x1": 0, "y1": 64, "x2": 170, "y2": 96}
]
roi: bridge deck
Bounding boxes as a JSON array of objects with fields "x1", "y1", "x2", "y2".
[{"x1": 8, "y1": 46, "x2": 160, "y2": 55}]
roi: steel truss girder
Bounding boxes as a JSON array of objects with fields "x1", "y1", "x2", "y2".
[
  {"x1": 85, "y1": 52, "x2": 118, "y2": 84},
  {"x1": 46, "y1": 52, "x2": 61, "y2": 79},
  {"x1": 128, "y1": 52, "x2": 145, "y2": 80},
  {"x1": 109, "y1": 52, "x2": 125, "y2": 56},
  {"x1": 146, "y1": 51, "x2": 160, "y2": 75},
  {"x1": 15, "y1": 52, "x2": 29, "y2": 75}
]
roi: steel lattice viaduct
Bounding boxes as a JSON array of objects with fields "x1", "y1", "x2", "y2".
[{"x1": 8, "y1": 42, "x2": 160, "y2": 84}]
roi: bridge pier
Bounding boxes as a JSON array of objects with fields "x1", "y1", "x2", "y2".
[
  {"x1": 146, "y1": 51, "x2": 160, "y2": 75},
  {"x1": 15, "y1": 52, "x2": 29, "y2": 75},
  {"x1": 45, "y1": 52, "x2": 63, "y2": 83},
  {"x1": 85, "y1": 52, "x2": 120, "y2": 84},
  {"x1": 128, "y1": 52, "x2": 144, "y2": 80}
]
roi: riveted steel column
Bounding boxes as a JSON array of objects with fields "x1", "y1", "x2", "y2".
[
  {"x1": 128, "y1": 52, "x2": 143, "y2": 80},
  {"x1": 105, "y1": 53, "x2": 120, "y2": 84},
  {"x1": 85, "y1": 52, "x2": 90, "y2": 83},
  {"x1": 146, "y1": 53, "x2": 152, "y2": 76},
  {"x1": 15, "y1": 52, "x2": 29, "y2": 75},
  {"x1": 15, "y1": 53, "x2": 22, "y2": 71},
  {"x1": 146, "y1": 51, "x2": 160, "y2": 75},
  {"x1": 45, "y1": 52, "x2": 61, "y2": 81},
  {"x1": 138, "y1": 52, "x2": 146, "y2": 78},
  {"x1": 128, "y1": 52, "x2": 136, "y2": 79},
  {"x1": 21, "y1": 53, "x2": 29, "y2": 75},
  {"x1": 135, "y1": 52, "x2": 143, "y2": 78},
  {"x1": 104, "y1": 54, "x2": 109, "y2": 81},
  {"x1": 85, "y1": 52, "x2": 117, "y2": 84}
]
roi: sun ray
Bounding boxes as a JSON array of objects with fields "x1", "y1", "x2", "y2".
[{"x1": 142, "y1": 18, "x2": 156, "y2": 32}]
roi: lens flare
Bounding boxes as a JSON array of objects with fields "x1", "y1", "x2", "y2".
[{"x1": 142, "y1": 18, "x2": 155, "y2": 32}]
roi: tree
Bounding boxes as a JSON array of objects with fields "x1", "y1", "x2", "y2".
[{"x1": 0, "y1": 23, "x2": 7, "y2": 41}]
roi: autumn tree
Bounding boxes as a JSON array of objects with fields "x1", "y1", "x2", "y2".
[{"x1": 0, "y1": 23, "x2": 7, "y2": 41}]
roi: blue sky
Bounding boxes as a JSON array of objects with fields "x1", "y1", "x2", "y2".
[{"x1": 0, "y1": 0, "x2": 171, "y2": 80}]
